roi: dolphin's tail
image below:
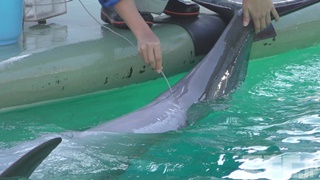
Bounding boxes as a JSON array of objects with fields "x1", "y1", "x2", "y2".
[
  {"x1": 0, "y1": 137, "x2": 62, "y2": 179},
  {"x1": 193, "y1": 0, "x2": 320, "y2": 20},
  {"x1": 193, "y1": 0, "x2": 320, "y2": 42}
]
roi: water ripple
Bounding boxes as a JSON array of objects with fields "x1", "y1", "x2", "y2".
[{"x1": 227, "y1": 152, "x2": 320, "y2": 180}]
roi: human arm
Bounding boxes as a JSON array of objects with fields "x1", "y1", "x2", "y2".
[
  {"x1": 113, "y1": 0, "x2": 163, "y2": 73},
  {"x1": 242, "y1": 0, "x2": 280, "y2": 33}
]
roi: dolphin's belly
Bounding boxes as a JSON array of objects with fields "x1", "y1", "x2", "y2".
[{"x1": 89, "y1": 99, "x2": 187, "y2": 133}]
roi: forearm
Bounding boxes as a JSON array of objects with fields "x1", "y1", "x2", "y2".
[{"x1": 100, "y1": 0, "x2": 162, "y2": 72}]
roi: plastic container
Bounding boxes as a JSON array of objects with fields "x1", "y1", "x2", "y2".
[
  {"x1": 0, "y1": 0, "x2": 24, "y2": 46},
  {"x1": 24, "y1": 0, "x2": 67, "y2": 22}
]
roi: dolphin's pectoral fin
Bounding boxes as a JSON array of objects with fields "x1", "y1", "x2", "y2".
[
  {"x1": 0, "y1": 137, "x2": 62, "y2": 179},
  {"x1": 253, "y1": 24, "x2": 277, "y2": 42}
]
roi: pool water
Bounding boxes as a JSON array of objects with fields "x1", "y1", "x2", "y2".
[{"x1": 0, "y1": 44, "x2": 320, "y2": 179}]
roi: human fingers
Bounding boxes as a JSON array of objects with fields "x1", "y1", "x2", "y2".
[
  {"x1": 138, "y1": 44, "x2": 150, "y2": 65},
  {"x1": 147, "y1": 45, "x2": 156, "y2": 70},
  {"x1": 243, "y1": 7, "x2": 250, "y2": 26},
  {"x1": 260, "y1": 16, "x2": 267, "y2": 31},
  {"x1": 271, "y1": 7, "x2": 280, "y2": 22},
  {"x1": 266, "y1": 13, "x2": 271, "y2": 26},
  {"x1": 253, "y1": 16, "x2": 261, "y2": 33},
  {"x1": 154, "y1": 45, "x2": 162, "y2": 73}
]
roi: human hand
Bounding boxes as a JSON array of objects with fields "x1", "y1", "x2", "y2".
[
  {"x1": 242, "y1": 0, "x2": 280, "y2": 33},
  {"x1": 114, "y1": 0, "x2": 163, "y2": 73},
  {"x1": 137, "y1": 32, "x2": 163, "y2": 73}
]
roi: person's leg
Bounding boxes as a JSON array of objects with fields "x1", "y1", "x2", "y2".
[{"x1": 100, "y1": 1, "x2": 154, "y2": 29}]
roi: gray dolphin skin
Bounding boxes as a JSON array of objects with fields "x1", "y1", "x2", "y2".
[{"x1": 90, "y1": 0, "x2": 319, "y2": 133}]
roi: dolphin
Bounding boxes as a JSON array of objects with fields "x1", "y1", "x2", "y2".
[
  {"x1": 89, "y1": 0, "x2": 319, "y2": 133},
  {"x1": 89, "y1": 7, "x2": 252, "y2": 133},
  {"x1": 0, "y1": 138, "x2": 62, "y2": 179}
]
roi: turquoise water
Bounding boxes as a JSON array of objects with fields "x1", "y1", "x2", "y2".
[{"x1": 0, "y1": 44, "x2": 320, "y2": 179}]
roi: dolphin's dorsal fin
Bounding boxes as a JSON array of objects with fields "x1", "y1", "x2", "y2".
[{"x1": 0, "y1": 137, "x2": 62, "y2": 179}]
